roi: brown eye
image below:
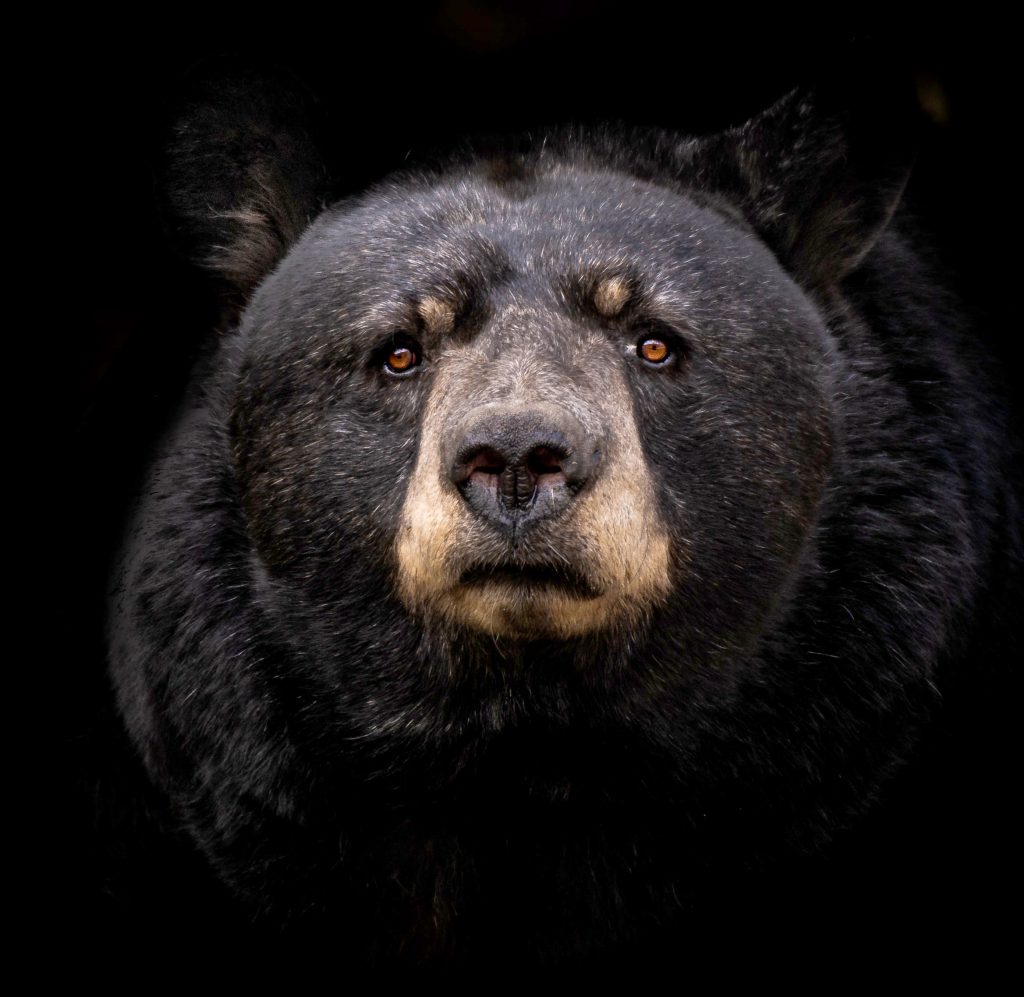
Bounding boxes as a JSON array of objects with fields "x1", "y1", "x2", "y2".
[
  {"x1": 384, "y1": 344, "x2": 421, "y2": 375},
  {"x1": 639, "y1": 337, "x2": 671, "y2": 364}
]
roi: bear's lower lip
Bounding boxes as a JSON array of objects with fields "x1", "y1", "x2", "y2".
[{"x1": 458, "y1": 563, "x2": 600, "y2": 598}]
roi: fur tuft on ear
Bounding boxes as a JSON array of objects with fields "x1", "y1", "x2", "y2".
[
  {"x1": 684, "y1": 79, "x2": 922, "y2": 290},
  {"x1": 165, "y1": 77, "x2": 328, "y2": 300}
]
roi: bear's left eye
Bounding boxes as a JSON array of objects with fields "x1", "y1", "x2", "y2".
[
  {"x1": 630, "y1": 323, "x2": 688, "y2": 369},
  {"x1": 639, "y1": 337, "x2": 671, "y2": 364},
  {"x1": 383, "y1": 337, "x2": 423, "y2": 376}
]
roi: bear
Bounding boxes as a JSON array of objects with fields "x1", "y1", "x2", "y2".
[{"x1": 106, "y1": 78, "x2": 1021, "y2": 967}]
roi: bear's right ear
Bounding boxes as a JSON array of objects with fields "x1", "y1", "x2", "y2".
[{"x1": 164, "y1": 79, "x2": 329, "y2": 301}]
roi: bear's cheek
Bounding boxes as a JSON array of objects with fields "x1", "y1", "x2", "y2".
[
  {"x1": 634, "y1": 335, "x2": 834, "y2": 644},
  {"x1": 231, "y1": 382, "x2": 422, "y2": 592}
]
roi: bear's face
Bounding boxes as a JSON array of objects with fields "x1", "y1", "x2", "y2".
[{"x1": 231, "y1": 167, "x2": 834, "y2": 652}]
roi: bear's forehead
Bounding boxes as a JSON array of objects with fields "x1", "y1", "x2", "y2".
[
  {"x1": 247, "y1": 165, "x2": 808, "y2": 347},
  {"x1": 301, "y1": 167, "x2": 757, "y2": 277}
]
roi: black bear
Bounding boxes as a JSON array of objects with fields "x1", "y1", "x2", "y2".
[{"x1": 106, "y1": 79, "x2": 1021, "y2": 966}]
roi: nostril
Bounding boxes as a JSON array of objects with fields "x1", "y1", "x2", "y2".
[
  {"x1": 526, "y1": 445, "x2": 565, "y2": 478},
  {"x1": 462, "y1": 447, "x2": 507, "y2": 484}
]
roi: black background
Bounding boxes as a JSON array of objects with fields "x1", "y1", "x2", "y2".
[{"x1": 50, "y1": 3, "x2": 1019, "y2": 964}]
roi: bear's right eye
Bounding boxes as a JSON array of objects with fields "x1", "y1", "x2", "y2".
[{"x1": 383, "y1": 337, "x2": 423, "y2": 376}]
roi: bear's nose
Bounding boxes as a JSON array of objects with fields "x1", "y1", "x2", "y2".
[
  {"x1": 462, "y1": 442, "x2": 568, "y2": 508},
  {"x1": 448, "y1": 410, "x2": 600, "y2": 534}
]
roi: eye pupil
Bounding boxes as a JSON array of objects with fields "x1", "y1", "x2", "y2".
[{"x1": 640, "y1": 338, "x2": 670, "y2": 364}]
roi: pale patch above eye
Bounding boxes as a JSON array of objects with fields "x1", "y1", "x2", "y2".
[
  {"x1": 417, "y1": 296, "x2": 456, "y2": 337},
  {"x1": 593, "y1": 275, "x2": 632, "y2": 317}
]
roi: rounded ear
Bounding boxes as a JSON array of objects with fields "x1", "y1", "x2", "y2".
[
  {"x1": 164, "y1": 76, "x2": 329, "y2": 302},
  {"x1": 683, "y1": 78, "x2": 923, "y2": 290}
]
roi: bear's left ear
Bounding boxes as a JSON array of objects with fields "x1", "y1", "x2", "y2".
[
  {"x1": 164, "y1": 78, "x2": 329, "y2": 302},
  {"x1": 685, "y1": 81, "x2": 922, "y2": 290}
]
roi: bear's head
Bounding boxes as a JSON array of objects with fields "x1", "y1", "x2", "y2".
[
  {"x1": 166, "y1": 84, "x2": 910, "y2": 674},
  {"x1": 233, "y1": 168, "x2": 834, "y2": 651}
]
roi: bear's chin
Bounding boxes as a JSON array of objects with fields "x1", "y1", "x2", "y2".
[{"x1": 439, "y1": 573, "x2": 631, "y2": 640}]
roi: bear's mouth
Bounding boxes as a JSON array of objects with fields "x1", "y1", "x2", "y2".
[{"x1": 458, "y1": 562, "x2": 601, "y2": 599}]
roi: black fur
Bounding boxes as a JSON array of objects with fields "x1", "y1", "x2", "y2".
[{"x1": 107, "y1": 83, "x2": 1022, "y2": 968}]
